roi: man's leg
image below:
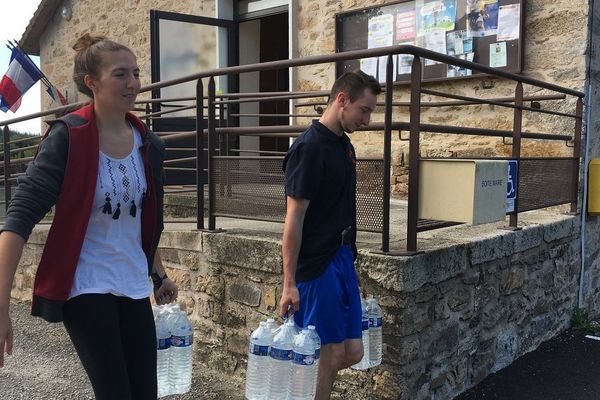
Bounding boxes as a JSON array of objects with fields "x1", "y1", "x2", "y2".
[{"x1": 316, "y1": 338, "x2": 364, "y2": 400}]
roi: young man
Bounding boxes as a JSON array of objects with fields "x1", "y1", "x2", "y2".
[{"x1": 279, "y1": 70, "x2": 381, "y2": 399}]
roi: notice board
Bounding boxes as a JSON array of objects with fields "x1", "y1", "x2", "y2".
[{"x1": 335, "y1": 0, "x2": 524, "y2": 83}]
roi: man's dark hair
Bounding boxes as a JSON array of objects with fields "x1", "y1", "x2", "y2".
[{"x1": 327, "y1": 70, "x2": 381, "y2": 105}]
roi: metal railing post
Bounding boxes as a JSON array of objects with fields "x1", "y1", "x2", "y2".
[
  {"x1": 145, "y1": 102, "x2": 151, "y2": 129},
  {"x1": 509, "y1": 82, "x2": 523, "y2": 228},
  {"x1": 382, "y1": 55, "x2": 394, "y2": 253},
  {"x1": 571, "y1": 97, "x2": 583, "y2": 213},
  {"x1": 3, "y1": 126, "x2": 10, "y2": 213},
  {"x1": 406, "y1": 56, "x2": 422, "y2": 253},
  {"x1": 208, "y1": 77, "x2": 217, "y2": 230},
  {"x1": 196, "y1": 79, "x2": 205, "y2": 230}
]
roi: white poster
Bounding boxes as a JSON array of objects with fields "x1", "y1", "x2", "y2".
[
  {"x1": 489, "y1": 42, "x2": 507, "y2": 68},
  {"x1": 368, "y1": 14, "x2": 394, "y2": 49},
  {"x1": 378, "y1": 55, "x2": 398, "y2": 84},
  {"x1": 360, "y1": 57, "x2": 378, "y2": 78},
  {"x1": 419, "y1": 28, "x2": 447, "y2": 65},
  {"x1": 497, "y1": 4, "x2": 520, "y2": 41}
]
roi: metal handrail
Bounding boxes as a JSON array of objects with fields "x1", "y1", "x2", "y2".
[{"x1": 0, "y1": 44, "x2": 585, "y2": 254}]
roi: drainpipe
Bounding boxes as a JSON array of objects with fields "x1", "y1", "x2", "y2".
[{"x1": 578, "y1": 0, "x2": 595, "y2": 308}]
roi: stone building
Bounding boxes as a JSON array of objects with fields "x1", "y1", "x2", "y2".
[
  {"x1": 10, "y1": 1, "x2": 600, "y2": 399},
  {"x1": 19, "y1": 0, "x2": 588, "y2": 195}
]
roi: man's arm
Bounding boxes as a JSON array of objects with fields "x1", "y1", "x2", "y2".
[{"x1": 279, "y1": 196, "x2": 309, "y2": 318}]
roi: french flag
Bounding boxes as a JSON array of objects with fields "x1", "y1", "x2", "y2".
[{"x1": 0, "y1": 47, "x2": 42, "y2": 113}]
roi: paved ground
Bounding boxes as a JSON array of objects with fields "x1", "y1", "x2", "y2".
[
  {"x1": 455, "y1": 328, "x2": 600, "y2": 400},
  {"x1": 0, "y1": 300, "x2": 244, "y2": 400}
]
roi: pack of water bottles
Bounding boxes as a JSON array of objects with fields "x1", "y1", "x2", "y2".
[
  {"x1": 245, "y1": 315, "x2": 321, "y2": 400},
  {"x1": 153, "y1": 302, "x2": 194, "y2": 398},
  {"x1": 352, "y1": 295, "x2": 382, "y2": 370}
]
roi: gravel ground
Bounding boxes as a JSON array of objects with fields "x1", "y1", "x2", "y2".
[{"x1": 0, "y1": 300, "x2": 244, "y2": 400}]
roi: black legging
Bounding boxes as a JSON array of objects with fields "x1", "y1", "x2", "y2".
[{"x1": 63, "y1": 294, "x2": 157, "y2": 400}]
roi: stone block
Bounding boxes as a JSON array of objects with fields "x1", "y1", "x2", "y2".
[
  {"x1": 194, "y1": 276, "x2": 225, "y2": 300},
  {"x1": 229, "y1": 282, "x2": 261, "y2": 307},
  {"x1": 470, "y1": 232, "x2": 515, "y2": 265},
  {"x1": 264, "y1": 286, "x2": 277, "y2": 311},
  {"x1": 447, "y1": 288, "x2": 471, "y2": 311},
  {"x1": 414, "y1": 286, "x2": 440, "y2": 304},
  {"x1": 447, "y1": 359, "x2": 467, "y2": 387},
  {"x1": 513, "y1": 225, "x2": 543, "y2": 253},
  {"x1": 373, "y1": 370, "x2": 406, "y2": 400},
  {"x1": 357, "y1": 253, "x2": 405, "y2": 293},
  {"x1": 166, "y1": 268, "x2": 191, "y2": 290},
  {"x1": 403, "y1": 245, "x2": 469, "y2": 292},
  {"x1": 203, "y1": 232, "x2": 282, "y2": 274},
  {"x1": 500, "y1": 270, "x2": 525, "y2": 295},
  {"x1": 386, "y1": 335, "x2": 420, "y2": 366},
  {"x1": 421, "y1": 324, "x2": 459, "y2": 358},
  {"x1": 543, "y1": 217, "x2": 578, "y2": 243},
  {"x1": 159, "y1": 231, "x2": 202, "y2": 251},
  {"x1": 492, "y1": 327, "x2": 518, "y2": 372}
]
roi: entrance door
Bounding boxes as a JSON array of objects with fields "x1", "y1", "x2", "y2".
[{"x1": 237, "y1": 7, "x2": 289, "y2": 155}]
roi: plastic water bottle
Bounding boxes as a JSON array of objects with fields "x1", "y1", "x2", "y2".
[
  {"x1": 245, "y1": 321, "x2": 273, "y2": 400},
  {"x1": 288, "y1": 327, "x2": 318, "y2": 400},
  {"x1": 352, "y1": 299, "x2": 370, "y2": 370},
  {"x1": 155, "y1": 310, "x2": 172, "y2": 398},
  {"x1": 169, "y1": 307, "x2": 194, "y2": 394},
  {"x1": 266, "y1": 318, "x2": 297, "y2": 399},
  {"x1": 306, "y1": 325, "x2": 321, "y2": 398},
  {"x1": 265, "y1": 317, "x2": 280, "y2": 335},
  {"x1": 367, "y1": 297, "x2": 383, "y2": 367}
]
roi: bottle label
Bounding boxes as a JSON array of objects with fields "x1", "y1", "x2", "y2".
[
  {"x1": 292, "y1": 351, "x2": 316, "y2": 366},
  {"x1": 171, "y1": 334, "x2": 193, "y2": 347},
  {"x1": 362, "y1": 320, "x2": 369, "y2": 331},
  {"x1": 269, "y1": 347, "x2": 292, "y2": 361},
  {"x1": 369, "y1": 317, "x2": 383, "y2": 328},
  {"x1": 315, "y1": 348, "x2": 320, "y2": 360},
  {"x1": 157, "y1": 337, "x2": 171, "y2": 350},
  {"x1": 250, "y1": 344, "x2": 269, "y2": 356}
]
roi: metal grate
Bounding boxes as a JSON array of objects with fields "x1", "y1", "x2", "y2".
[
  {"x1": 211, "y1": 157, "x2": 385, "y2": 232},
  {"x1": 517, "y1": 158, "x2": 577, "y2": 212},
  {"x1": 356, "y1": 159, "x2": 385, "y2": 232}
]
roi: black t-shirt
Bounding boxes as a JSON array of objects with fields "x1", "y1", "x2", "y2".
[{"x1": 283, "y1": 120, "x2": 357, "y2": 282}]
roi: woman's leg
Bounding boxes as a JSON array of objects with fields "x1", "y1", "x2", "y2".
[
  {"x1": 63, "y1": 294, "x2": 132, "y2": 400},
  {"x1": 116, "y1": 296, "x2": 157, "y2": 400}
]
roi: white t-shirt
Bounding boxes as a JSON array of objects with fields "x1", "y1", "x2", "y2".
[{"x1": 69, "y1": 124, "x2": 152, "y2": 299}]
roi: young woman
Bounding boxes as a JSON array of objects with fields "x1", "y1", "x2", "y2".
[{"x1": 0, "y1": 34, "x2": 177, "y2": 400}]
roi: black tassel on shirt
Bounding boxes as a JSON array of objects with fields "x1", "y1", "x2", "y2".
[
  {"x1": 112, "y1": 202, "x2": 121, "y2": 220},
  {"x1": 102, "y1": 196, "x2": 112, "y2": 214},
  {"x1": 129, "y1": 200, "x2": 137, "y2": 217}
]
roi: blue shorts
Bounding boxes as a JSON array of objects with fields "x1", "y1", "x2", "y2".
[{"x1": 294, "y1": 245, "x2": 362, "y2": 345}]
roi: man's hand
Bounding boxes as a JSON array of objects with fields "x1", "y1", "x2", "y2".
[
  {"x1": 154, "y1": 278, "x2": 178, "y2": 305},
  {"x1": 0, "y1": 311, "x2": 13, "y2": 368},
  {"x1": 279, "y1": 285, "x2": 300, "y2": 319}
]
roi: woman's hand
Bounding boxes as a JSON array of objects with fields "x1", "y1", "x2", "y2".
[
  {"x1": 154, "y1": 278, "x2": 178, "y2": 305},
  {"x1": 0, "y1": 311, "x2": 13, "y2": 368}
]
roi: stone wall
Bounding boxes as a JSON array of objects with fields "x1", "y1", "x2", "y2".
[{"x1": 12, "y1": 214, "x2": 587, "y2": 399}]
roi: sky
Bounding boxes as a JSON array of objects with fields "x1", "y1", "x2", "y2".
[{"x1": 0, "y1": 0, "x2": 43, "y2": 134}]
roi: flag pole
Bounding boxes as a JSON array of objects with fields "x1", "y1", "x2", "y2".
[{"x1": 7, "y1": 40, "x2": 53, "y2": 89}]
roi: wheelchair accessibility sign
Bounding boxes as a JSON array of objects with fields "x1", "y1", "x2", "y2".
[{"x1": 507, "y1": 160, "x2": 518, "y2": 213}]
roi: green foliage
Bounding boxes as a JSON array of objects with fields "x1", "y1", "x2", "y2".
[
  {"x1": 0, "y1": 130, "x2": 39, "y2": 160},
  {"x1": 572, "y1": 307, "x2": 600, "y2": 335}
]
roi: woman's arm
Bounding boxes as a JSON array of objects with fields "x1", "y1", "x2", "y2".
[
  {"x1": 151, "y1": 251, "x2": 178, "y2": 305},
  {"x1": 0, "y1": 231, "x2": 26, "y2": 367}
]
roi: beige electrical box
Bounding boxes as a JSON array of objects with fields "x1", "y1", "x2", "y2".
[{"x1": 418, "y1": 159, "x2": 508, "y2": 225}]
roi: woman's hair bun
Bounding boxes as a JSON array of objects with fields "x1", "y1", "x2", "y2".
[{"x1": 72, "y1": 33, "x2": 106, "y2": 52}]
